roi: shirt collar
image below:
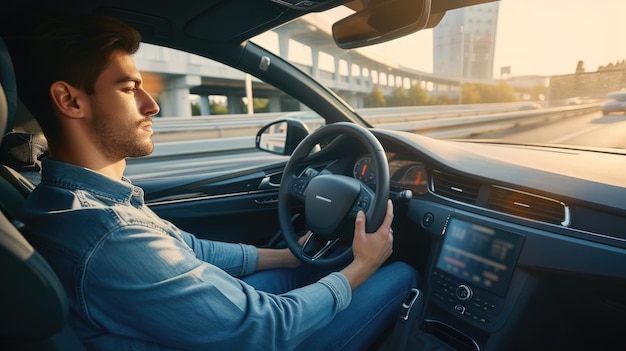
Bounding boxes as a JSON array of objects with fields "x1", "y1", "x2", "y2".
[{"x1": 40, "y1": 158, "x2": 142, "y2": 205}]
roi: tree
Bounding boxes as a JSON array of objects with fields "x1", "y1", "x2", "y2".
[
  {"x1": 408, "y1": 84, "x2": 430, "y2": 105},
  {"x1": 460, "y1": 82, "x2": 516, "y2": 104},
  {"x1": 210, "y1": 100, "x2": 228, "y2": 114},
  {"x1": 365, "y1": 86, "x2": 386, "y2": 107},
  {"x1": 239, "y1": 97, "x2": 270, "y2": 113},
  {"x1": 461, "y1": 84, "x2": 481, "y2": 104},
  {"x1": 191, "y1": 101, "x2": 201, "y2": 116},
  {"x1": 432, "y1": 93, "x2": 454, "y2": 105},
  {"x1": 389, "y1": 87, "x2": 410, "y2": 106},
  {"x1": 377, "y1": 84, "x2": 430, "y2": 107}
]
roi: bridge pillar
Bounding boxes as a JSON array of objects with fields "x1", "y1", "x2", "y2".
[
  {"x1": 268, "y1": 93, "x2": 282, "y2": 112},
  {"x1": 227, "y1": 94, "x2": 243, "y2": 114},
  {"x1": 355, "y1": 93, "x2": 367, "y2": 108},
  {"x1": 161, "y1": 74, "x2": 201, "y2": 117},
  {"x1": 339, "y1": 91, "x2": 359, "y2": 108},
  {"x1": 199, "y1": 95, "x2": 210, "y2": 115},
  {"x1": 311, "y1": 47, "x2": 319, "y2": 79}
]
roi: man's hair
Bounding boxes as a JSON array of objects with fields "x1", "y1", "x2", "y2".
[{"x1": 4, "y1": 13, "x2": 141, "y2": 144}]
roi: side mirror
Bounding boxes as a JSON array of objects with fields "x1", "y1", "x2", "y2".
[{"x1": 255, "y1": 118, "x2": 310, "y2": 156}]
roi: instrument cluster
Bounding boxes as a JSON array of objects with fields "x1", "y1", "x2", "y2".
[{"x1": 352, "y1": 153, "x2": 429, "y2": 195}]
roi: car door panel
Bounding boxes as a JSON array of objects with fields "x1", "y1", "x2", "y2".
[{"x1": 137, "y1": 164, "x2": 301, "y2": 247}]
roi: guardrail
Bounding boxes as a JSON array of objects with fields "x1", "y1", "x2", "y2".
[
  {"x1": 152, "y1": 102, "x2": 546, "y2": 140},
  {"x1": 147, "y1": 102, "x2": 600, "y2": 158},
  {"x1": 378, "y1": 103, "x2": 601, "y2": 139}
]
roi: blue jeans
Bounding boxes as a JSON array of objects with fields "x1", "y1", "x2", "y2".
[{"x1": 243, "y1": 261, "x2": 418, "y2": 351}]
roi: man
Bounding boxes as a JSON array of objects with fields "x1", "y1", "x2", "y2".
[{"x1": 5, "y1": 13, "x2": 417, "y2": 350}]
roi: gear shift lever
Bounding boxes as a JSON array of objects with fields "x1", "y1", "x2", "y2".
[{"x1": 379, "y1": 288, "x2": 424, "y2": 350}]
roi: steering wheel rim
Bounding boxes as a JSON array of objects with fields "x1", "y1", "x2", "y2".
[{"x1": 278, "y1": 122, "x2": 389, "y2": 268}]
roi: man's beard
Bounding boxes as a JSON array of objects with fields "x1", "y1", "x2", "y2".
[{"x1": 89, "y1": 111, "x2": 154, "y2": 160}]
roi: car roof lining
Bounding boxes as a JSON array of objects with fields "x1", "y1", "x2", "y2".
[{"x1": 1, "y1": 0, "x2": 494, "y2": 52}]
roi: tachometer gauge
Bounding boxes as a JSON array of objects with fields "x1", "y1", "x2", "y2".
[{"x1": 353, "y1": 156, "x2": 376, "y2": 184}]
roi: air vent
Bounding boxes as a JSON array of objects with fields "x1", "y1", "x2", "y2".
[
  {"x1": 431, "y1": 170, "x2": 481, "y2": 204},
  {"x1": 487, "y1": 186, "x2": 570, "y2": 226}
]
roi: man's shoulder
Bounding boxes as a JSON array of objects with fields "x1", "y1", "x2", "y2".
[
  {"x1": 23, "y1": 181, "x2": 173, "y2": 247},
  {"x1": 27, "y1": 181, "x2": 107, "y2": 211}
]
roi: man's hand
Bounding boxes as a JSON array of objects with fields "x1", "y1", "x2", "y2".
[
  {"x1": 257, "y1": 199, "x2": 394, "y2": 278},
  {"x1": 340, "y1": 199, "x2": 394, "y2": 290}
]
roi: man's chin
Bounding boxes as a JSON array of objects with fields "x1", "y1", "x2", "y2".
[{"x1": 127, "y1": 141, "x2": 154, "y2": 158}]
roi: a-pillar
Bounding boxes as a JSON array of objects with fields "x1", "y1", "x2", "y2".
[{"x1": 160, "y1": 75, "x2": 201, "y2": 117}]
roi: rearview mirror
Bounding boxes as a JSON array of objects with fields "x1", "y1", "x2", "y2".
[
  {"x1": 255, "y1": 118, "x2": 310, "y2": 156},
  {"x1": 333, "y1": 0, "x2": 431, "y2": 49}
]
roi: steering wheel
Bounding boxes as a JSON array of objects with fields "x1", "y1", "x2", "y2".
[{"x1": 278, "y1": 122, "x2": 389, "y2": 268}]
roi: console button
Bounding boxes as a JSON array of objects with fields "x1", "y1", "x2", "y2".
[
  {"x1": 456, "y1": 285, "x2": 473, "y2": 301},
  {"x1": 422, "y1": 212, "x2": 434, "y2": 227}
]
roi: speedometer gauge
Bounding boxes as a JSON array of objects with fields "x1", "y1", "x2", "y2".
[
  {"x1": 353, "y1": 156, "x2": 376, "y2": 184},
  {"x1": 402, "y1": 165, "x2": 424, "y2": 185},
  {"x1": 389, "y1": 160, "x2": 428, "y2": 195},
  {"x1": 398, "y1": 163, "x2": 428, "y2": 195}
]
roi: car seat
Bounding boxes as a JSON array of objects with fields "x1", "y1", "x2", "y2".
[
  {"x1": 0, "y1": 130, "x2": 46, "y2": 189},
  {"x1": 0, "y1": 36, "x2": 86, "y2": 351},
  {"x1": 0, "y1": 33, "x2": 40, "y2": 202}
]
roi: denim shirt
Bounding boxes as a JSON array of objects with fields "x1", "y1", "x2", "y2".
[{"x1": 21, "y1": 159, "x2": 351, "y2": 351}]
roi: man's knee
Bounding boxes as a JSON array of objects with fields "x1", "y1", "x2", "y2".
[{"x1": 380, "y1": 261, "x2": 419, "y2": 290}]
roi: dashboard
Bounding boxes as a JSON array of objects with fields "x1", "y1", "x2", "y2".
[{"x1": 318, "y1": 128, "x2": 626, "y2": 350}]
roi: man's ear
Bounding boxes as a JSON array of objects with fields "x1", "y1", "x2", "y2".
[{"x1": 50, "y1": 81, "x2": 86, "y2": 119}]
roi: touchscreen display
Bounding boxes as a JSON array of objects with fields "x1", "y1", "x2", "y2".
[{"x1": 436, "y1": 217, "x2": 524, "y2": 296}]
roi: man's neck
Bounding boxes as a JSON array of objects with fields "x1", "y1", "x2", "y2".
[{"x1": 50, "y1": 146, "x2": 127, "y2": 180}]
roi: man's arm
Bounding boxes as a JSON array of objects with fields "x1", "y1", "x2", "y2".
[
  {"x1": 256, "y1": 247, "x2": 301, "y2": 270},
  {"x1": 256, "y1": 200, "x2": 395, "y2": 290},
  {"x1": 87, "y1": 226, "x2": 349, "y2": 351},
  {"x1": 340, "y1": 200, "x2": 394, "y2": 290}
]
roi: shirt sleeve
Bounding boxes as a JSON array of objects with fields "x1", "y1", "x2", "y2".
[
  {"x1": 83, "y1": 225, "x2": 352, "y2": 351},
  {"x1": 178, "y1": 229, "x2": 258, "y2": 276}
]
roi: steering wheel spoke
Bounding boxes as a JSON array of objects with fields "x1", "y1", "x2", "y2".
[{"x1": 301, "y1": 233, "x2": 342, "y2": 262}]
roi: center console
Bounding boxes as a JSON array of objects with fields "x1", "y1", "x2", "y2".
[
  {"x1": 430, "y1": 216, "x2": 525, "y2": 329},
  {"x1": 385, "y1": 204, "x2": 529, "y2": 351}
]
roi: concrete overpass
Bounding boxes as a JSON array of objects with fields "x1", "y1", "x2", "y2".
[{"x1": 133, "y1": 13, "x2": 490, "y2": 118}]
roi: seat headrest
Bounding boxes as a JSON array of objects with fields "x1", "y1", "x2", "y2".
[
  {"x1": 0, "y1": 131, "x2": 48, "y2": 172},
  {"x1": 0, "y1": 36, "x2": 17, "y2": 137}
]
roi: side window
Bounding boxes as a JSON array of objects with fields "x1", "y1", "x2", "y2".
[{"x1": 133, "y1": 42, "x2": 306, "y2": 145}]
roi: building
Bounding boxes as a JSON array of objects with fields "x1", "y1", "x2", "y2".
[{"x1": 433, "y1": 2, "x2": 499, "y2": 81}]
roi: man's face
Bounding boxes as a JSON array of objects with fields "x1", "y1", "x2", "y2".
[{"x1": 85, "y1": 50, "x2": 160, "y2": 160}]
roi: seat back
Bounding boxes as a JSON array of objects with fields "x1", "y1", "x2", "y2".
[
  {"x1": 0, "y1": 35, "x2": 86, "y2": 351},
  {"x1": 0, "y1": 30, "x2": 41, "y2": 201}
]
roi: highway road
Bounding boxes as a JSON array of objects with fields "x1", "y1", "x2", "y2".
[{"x1": 467, "y1": 110, "x2": 626, "y2": 149}]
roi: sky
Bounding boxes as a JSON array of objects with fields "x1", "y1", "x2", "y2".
[{"x1": 338, "y1": 0, "x2": 626, "y2": 77}]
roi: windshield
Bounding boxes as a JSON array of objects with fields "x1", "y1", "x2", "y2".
[{"x1": 252, "y1": 0, "x2": 626, "y2": 150}]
